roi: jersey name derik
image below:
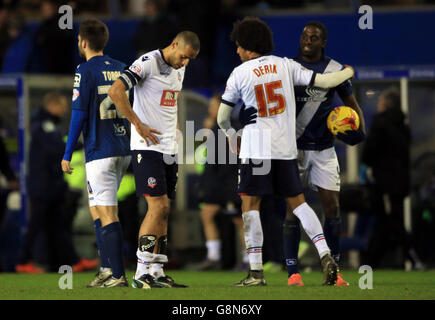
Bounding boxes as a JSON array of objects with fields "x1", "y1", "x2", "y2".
[{"x1": 222, "y1": 55, "x2": 316, "y2": 160}]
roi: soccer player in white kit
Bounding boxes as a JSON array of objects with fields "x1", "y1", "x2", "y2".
[
  {"x1": 108, "y1": 31, "x2": 200, "y2": 289},
  {"x1": 217, "y1": 17, "x2": 355, "y2": 286}
]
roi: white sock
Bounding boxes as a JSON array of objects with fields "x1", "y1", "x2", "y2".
[
  {"x1": 242, "y1": 249, "x2": 249, "y2": 264},
  {"x1": 135, "y1": 249, "x2": 153, "y2": 280},
  {"x1": 206, "y1": 239, "x2": 221, "y2": 261},
  {"x1": 293, "y1": 202, "x2": 330, "y2": 258},
  {"x1": 242, "y1": 210, "x2": 263, "y2": 271},
  {"x1": 149, "y1": 263, "x2": 165, "y2": 279},
  {"x1": 100, "y1": 267, "x2": 111, "y2": 273}
]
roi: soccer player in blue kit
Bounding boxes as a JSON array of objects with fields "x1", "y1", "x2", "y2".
[
  {"x1": 61, "y1": 19, "x2": 131, "y2": 287},
  {"x1": 284, "y1": 21, "x2": 366, "y2": 286}
]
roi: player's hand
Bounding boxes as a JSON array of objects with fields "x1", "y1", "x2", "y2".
[
  {"x1": 61, "y1": 160, "x2": 73, "y2": 174},
  {"x1": 227, "y1": 134, "x2": 241, "y2": 155},
  {"x1": 336, "y1": 129, "x2": 365, "y2": 146},
  {"x1": 135, "y1": 122, "x2": 162, "y2": 146},
  {"x1": 343, "y1": 64, "x2": 355, "y2": 78},
  {"x1": 238, "y1": 104, "x2": 257, "y2": 127}
]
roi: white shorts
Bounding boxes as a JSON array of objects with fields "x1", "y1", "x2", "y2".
[
  {"x1": 85, "y1": 156, "x2": 131, "y2": 207},
  {"x1": 297, "y1": 147, "x2": 340, "y2": 192}
]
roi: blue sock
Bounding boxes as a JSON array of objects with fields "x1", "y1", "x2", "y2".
[
  {"x1": 324, "y1": 218, "x2": 341, "y2": 263},
  {"x1": 93, "y1": 219, "x2": 110, "y2": 269},
  {"x1": 283, "y1": 220, "x2": 300, "y2": 277},
  {"x1": 101, "y1": 222, "x2": 125, "y2": 279}
]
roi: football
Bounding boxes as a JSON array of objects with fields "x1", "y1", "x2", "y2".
[{"x1": 327, "y1": 106, "x2": 360, "y2": 136}]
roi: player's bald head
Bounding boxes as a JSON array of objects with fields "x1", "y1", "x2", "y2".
[{"x1": 174, "y1": 31, "x2": 200, "y2": 52}]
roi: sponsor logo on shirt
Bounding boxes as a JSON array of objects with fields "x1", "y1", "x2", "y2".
[
  {"x1": 72, "y1": 88, "x2": 79, "y2": 102},
  {"x1": 113, "y1": 123, "x2": 126, "y2": 136},
  {"x1": 131, "y1": 64, "x2": 142, "y2": 74},
  {"x1": 160, "y1": 90, "x2": 180, "y2": 107},
  {"x1": 296, "y1": 86, "x2": 328, "y2": 102}
]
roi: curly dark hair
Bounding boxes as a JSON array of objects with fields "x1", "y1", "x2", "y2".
[{"x1": 230, "y1": 17, "x2": 274, "y2": 55}]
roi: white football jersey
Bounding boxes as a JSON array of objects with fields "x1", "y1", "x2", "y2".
[
  {"x1": 120, "y1": 49, "x2": 185, "y2": 154},
  {"x1": 221, "y1": 55, "x2": 315, "y2": 160}
]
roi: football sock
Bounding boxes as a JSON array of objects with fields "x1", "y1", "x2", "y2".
[
  {"x1": 242, "y1": 249, "x2": 249, "y2": 264},
  {"x1": 135, "y1": 249, "x2": 152, "y2": 280},
  {"x1": 324, "y1": 217, "x2": 341, "y2": 263},
  {"x1": 150, "y1": 263, "x2": 165, "y2": 279},
  {"x1": 101, "y1": 222, "x2": 125, "y2": 279},
  {"x1": 206, "y1": 239, "x2": 221, "y2": 261},
  {"x1": 93, "y1": 219, "x2": 110, "y2": 269},
  {"x1": 292, "y1": 202, "x2": 330, "y2": 258},
  {"x1": 283, "y1": 220, "x2": 301, "y2": 276},
  {"x1": 135, "y1": 235, "x2": 157, "y2": 280},
  {"x1": 242, "y1": 210, "x2": 263, "y2": 271}
]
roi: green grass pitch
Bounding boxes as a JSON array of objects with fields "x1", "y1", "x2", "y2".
[{"x1": 1, "y1": 270, "x2": 434, "y2": 300}]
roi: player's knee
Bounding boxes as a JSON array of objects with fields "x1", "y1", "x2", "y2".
[
  {"x1": 157, "y1": 200, "x2": 171, "y2": 221},
  {"x1": 324, "y1": 202, "x2": 340, "y2": 219}
]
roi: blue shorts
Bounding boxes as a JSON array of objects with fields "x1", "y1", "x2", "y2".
[
  {"x1": 238, "y1": 159, "x2": 303, "y2": 197},
  {"x1": 131, "y1": 150, "x2": 178, "y2": 199}
]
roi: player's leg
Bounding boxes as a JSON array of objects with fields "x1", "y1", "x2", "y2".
[
  {"x1": 232, "y1": 158, "x2": 270, "y2": 287},
  {"x1": 85, "y1": 157, "x2": 128, "y2": 287},
  {"x1": 196, "y1": 203, "x2": 222, "y2": 270},
  {"x1": 310, "y1": 148, "x2": 348, "y2": 285},
  {"x1": 86, "y1": 206, "x2": 112, "y2": 287},
  {"x1": 318, "y1": 188, "x2": 349, "y2": 285},
  {"x1": 278, "y1": 159, "x2": 337, "y2": 285},
  {"x1": 231, "y1": 214, "x2": 250, "y2": 270},
  {"x1": 131, "y1": 150, "x2": 185, "y2": 288},
  {"x1": 282, "y1": 150, "x2": 309, "y2": 284}
]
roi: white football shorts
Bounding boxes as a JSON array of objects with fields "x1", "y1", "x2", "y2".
[
  {"x1": 85, "y1": 156, "x2": 131, "y2": 207},
  {"x1": 297, "y1": 147, "x2": 340, "y2": 192}
]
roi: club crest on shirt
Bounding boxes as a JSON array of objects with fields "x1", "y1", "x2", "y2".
[
  {"x1": 73, "y1": 73, "x2": 81, "y2": 87},
  {"x1": 147, "y1": 177, "x2": 157, "y2": 188},
  {"x1": 137, "y1": 153, "x2": 142, "y2": 163}
]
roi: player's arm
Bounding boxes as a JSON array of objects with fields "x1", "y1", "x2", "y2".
[
  {"x1": 313, "y1": 66, "x2": 354, "y2": 88},
  {"x1": 108, "y1": 78, "x2": 161, "y2": 146},
  {"x1": 61, "y1": 109, "x2": 87, "y2": 174},
  {"x1": 62, "y1": 67, "x2": 89, "y2": 174},
  {"x1": 217, "y1": 102, "x2": 240, "y2": 154}
]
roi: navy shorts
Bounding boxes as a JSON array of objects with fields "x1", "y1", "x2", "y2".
[
  {"x1": 131, "y1": 150, "x2": 178, "y2": 199},
  {"x1": 238, "y1": 158, "x2": 303, "y2": 197}
]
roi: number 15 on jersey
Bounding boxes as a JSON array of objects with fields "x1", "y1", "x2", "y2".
[{"x1": 254, "y1": 80, "x2": 287, "y2": 117}]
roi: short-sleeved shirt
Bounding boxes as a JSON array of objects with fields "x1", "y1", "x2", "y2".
[
  {"x1": 72, "y1": 55, "x2": 130, "y2": 163},
  {"x1": 119, "y1": 49, "x2": 185, "y2": 154},
  {"x1": 221, "y1": 55, "x2": 315, "y2": 160},
  {"x1": 293, "y1": 55, "x2": 353, "y2": 150}
]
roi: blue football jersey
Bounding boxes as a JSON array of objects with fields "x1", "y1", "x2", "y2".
[
  {"x1": 72, "y1": 55, "x2": 130, "y2": 162},
  {"x1": 293, "y1": 55, "x2": 353, "y2": 151}
]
